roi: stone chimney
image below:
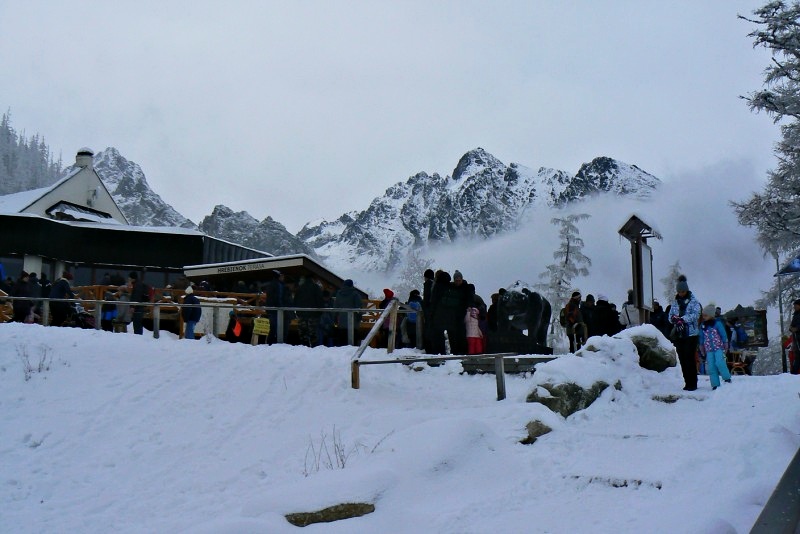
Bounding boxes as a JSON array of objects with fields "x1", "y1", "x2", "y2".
[{"x1": 75, "y1": 147, "x2": 94, "y2": 168}]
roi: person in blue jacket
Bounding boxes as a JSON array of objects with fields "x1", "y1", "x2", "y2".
[
  {"x1": 699, "y1": 304, "x2": 732, "y2": 390},
  {"x1": 669, "y1": 275, "x2": 702, "y2": 391},
  {"x1": 181, "y1": 285, "x2": 202, "y2": 340}
]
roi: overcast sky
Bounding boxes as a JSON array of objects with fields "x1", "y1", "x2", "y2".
[{"x1": 0, "y1": 0, "x2": 779, "y2": 232}]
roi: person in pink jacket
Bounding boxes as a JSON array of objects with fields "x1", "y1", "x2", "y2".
[{"x1": 465, "y1": 302, "x2": 485, "y2": 355}]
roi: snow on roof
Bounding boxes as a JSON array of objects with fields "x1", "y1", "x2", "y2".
[
  {"x1": 0, "y1": 167, "x2": 82, "y2": 214},
  {"x1": 0, "y1": 187, "x2": 49, "y2": 214},
  {"x1": 1, "y1": 211, "x2": 204, "y2": 235},
  {"x1": 47, "y1": 203, "x2": 122, "y2": 225}
]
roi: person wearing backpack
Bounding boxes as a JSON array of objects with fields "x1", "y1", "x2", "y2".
[
  {"x1": 181, "y1": 285, "x2": 202, "y2": 340},
  {"x1": 401, "y1": 289, "x2": 422, "y2": 348},
  {"x1": 730, "y1": 318, "x2": 749, "y2": 350}
]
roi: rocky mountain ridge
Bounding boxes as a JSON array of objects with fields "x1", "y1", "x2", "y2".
[
  {"x1": 297, "y1": 148, "x2": 660, "y2": 271},
  {"x1": 12, "y1": 146, "x2": 661, "y2": 271}
]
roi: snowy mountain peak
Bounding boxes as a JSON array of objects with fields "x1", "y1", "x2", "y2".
[
  {"x1": 558, "y1": 156, "x2": 661, "y2": 204},
  {"x1": 200, "y1": 205, "x2": 316, "y2": 259},
  {"x1": 91, "y1": 148, "x2": 197, "y2": 229},
  {"x1": 451, "y1": 147, "x2": 504, "y2": 183},
  {"x1": 298, "y1": 149, "x2": 661, "y2": 272}
]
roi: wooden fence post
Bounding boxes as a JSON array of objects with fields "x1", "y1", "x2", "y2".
[
  {"x1": 386, "y1": 299, "x2": 398, "y2": 354},
  {"x1": 494, "y1": 355, "x2": 506, "y2": 401},
  {"x1": 351, "y1": 360, "x2": 360, "y2": 389}
]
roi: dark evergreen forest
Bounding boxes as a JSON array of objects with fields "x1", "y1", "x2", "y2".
[{"x1": 0, "y1": 110, "x2": 63, "y2": 196}]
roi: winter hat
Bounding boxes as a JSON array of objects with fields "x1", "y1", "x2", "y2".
[
  {"x1": 702, "y1": 304, "x2": 716, "y2": 318},
  {"x1": 676, "y1": 274, "x2": 689, "y2": 293},
  {"x1": 794, "y1": 299, "x2": 800, "y2": 307},
  {"x1": 585, "y1": 294, "x2": 595, "y2": 302},
  {"x1": 128, "y1": 271, "x2": 138, "y2": 281},
  {"x1": 343, "y1": 279, "x2": 354, "y2": 287},
  {"x1": 571, "y1": 291, "x2": 581, "y2": 298},
  {"x1": 424, "y1": 269, "x2": 435, "y2": 280},
  {"x1": 63, "y1": 271, "x2": 74, "y2": 280},
  {"x1": 453, "y1": 270, "x2": 464, "y2": 280},
  {"x1": 185, "y1": 286, "x2": 194, "y2": 295},
  {"x1": 597, "y1": 293, "x2": 608, "y2": 302},
  {"x1": 383, "y1": 288, "x2": 394, "y2": 299}
]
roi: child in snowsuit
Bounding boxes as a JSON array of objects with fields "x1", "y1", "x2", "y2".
[
  {"x1": 699, "y1": 304, "x2": 732, "y2": 390},
  {"x1": 465, "y1": 304, "x2": 485, "y2": 355}
]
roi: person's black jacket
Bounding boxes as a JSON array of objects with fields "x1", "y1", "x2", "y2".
[
  {"x1": 334, "y1": 284, "x2": 364, "y2": 328},
  {"x1": 593, "y1": 300, "x2": 623, "y2": 336},
  {"x1": 11, "y1": 278, "x2": 33, "y2": 317},
  {"x1": 182, "y1": 294, "x2": 202, "y2": 322},
  {"x1": 293, "y1": 278, "x2": 323, "y2": 318}
]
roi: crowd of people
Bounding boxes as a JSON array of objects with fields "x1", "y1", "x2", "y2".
[
  {"x1": 1, "y1": 266, "x2": 777, "y2": 384},
  {"x1": 559, "y1": 274, "x2": 760, "y2": 390}
]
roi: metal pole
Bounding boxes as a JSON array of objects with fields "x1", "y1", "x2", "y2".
[
  {"x1": 277, "y1": 309, "x2": 284, "y2": 343},
  {"x1": 777, "y1": 255, "x2": 788, "y2": 373},
  {"x1": 152, "y1": 305, "x2": 160, "y2": 339},
  {"x1": 94, "y1": 302, "x2": 102, "y2": 330},
  {"x1": 347, "y1": 311, "x2": 355, "y2": 346},
  {"x1": 42, "y1": 300, "x2": 50, "y2": 326}
]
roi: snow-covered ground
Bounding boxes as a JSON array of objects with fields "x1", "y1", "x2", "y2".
[{"x1": 1, "y1": 323, "x2": 798, "y2": 533}]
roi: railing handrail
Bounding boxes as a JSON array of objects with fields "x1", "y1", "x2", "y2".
[{"x1": 0, "y1": 294, "x2": 412, "y2": 315}]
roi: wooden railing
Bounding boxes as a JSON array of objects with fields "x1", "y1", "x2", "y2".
[{"x1": 0, "y1": 288, "x2": 401, "y2": 347}]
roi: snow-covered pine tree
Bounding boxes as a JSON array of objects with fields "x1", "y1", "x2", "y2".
[
  {"x1": 535, "y1": 214, "x2": 591, "y2": 346},
  {"x1": 660, "y1": 260, "x2": 682, "y2": 304},
  {"x1": 734, "y1": 2, "x2": 800, "y2": 314},
  {"x1": 391, "y1": 248, "x2": 434, "y2": 303}
]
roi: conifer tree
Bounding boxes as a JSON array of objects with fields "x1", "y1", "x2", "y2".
[
  {"x1": 660, "y1": 260, "x2": 682, "y2": 304},
  {"x1": 535, "y1": 214, "x2": 591, "y2": 344},
  {"x1": 0, "y1": 109, "x2": 63, "y2": 196},
  {"x1": 392, "y1": 248, "x2": 434, "y2": 302},
  {"x1": 734, "y1": 1, "x2": 800, "y2": 312}
]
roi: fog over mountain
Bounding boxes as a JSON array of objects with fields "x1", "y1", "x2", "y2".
[{"x1": 296, "y1": 148, "x2": 660, "y2": 271}]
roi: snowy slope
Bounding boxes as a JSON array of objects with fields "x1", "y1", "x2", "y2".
[{"x1": 1, "y1": 323, "x2": 797, "y2": 533}]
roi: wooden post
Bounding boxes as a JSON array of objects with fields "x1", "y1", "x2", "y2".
[
  {"x1": 351, "y1": 360, "x2": 360, "y2": 389},
  {"x1": 387, "y1": 300, "x2": 398, "y2": 354},
  {"x1": 495, "y1": 355, "x2": 506, "y2": 401},
  {"x1": 42, "y1": 300, "x2": 50, "y2": 326}
]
